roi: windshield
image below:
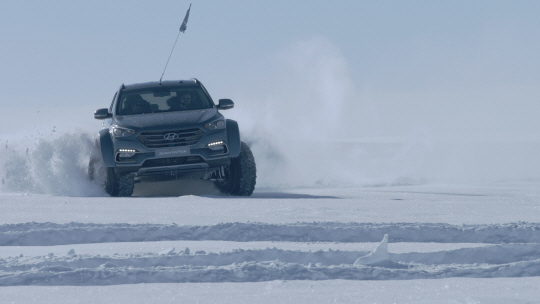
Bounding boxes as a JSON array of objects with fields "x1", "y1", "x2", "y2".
[{"x1": 116, "y1": 86, "x2": 213, "y2": 115}]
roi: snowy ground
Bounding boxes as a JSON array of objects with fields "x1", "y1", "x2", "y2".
[{"x1": 1, "y1": 181, "x2": 540, "y2": 303}]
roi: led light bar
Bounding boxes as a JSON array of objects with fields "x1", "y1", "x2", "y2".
[
  {"x1": 117, "y1": 149, "x2": 138, "y2": 159},
  {"x1": 207, "y1": 141, "x2": 224, "y2": 147}
]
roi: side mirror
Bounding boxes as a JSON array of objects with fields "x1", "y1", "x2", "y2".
[
  {"x1": 217, "y1": 99, "x2": 234, "y2": 110},
  {"x1": 94, "y1": 108, "x2": 112, "y2": 120}
]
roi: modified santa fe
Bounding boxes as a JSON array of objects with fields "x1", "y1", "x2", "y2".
[{"x1": 90, "y1": 79, "x2": 256, "y2": 197}]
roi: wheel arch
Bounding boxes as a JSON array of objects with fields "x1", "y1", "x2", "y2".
[
  {"x1": 226, "y1": 119, "x2": 241, "y2": 158},
  {"x1": 98, "y1": 129, "x2": 116, "y2": 167}
]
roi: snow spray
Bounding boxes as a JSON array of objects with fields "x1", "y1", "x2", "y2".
[{"x1": 0, "y1": 130, "x2": 105, "y2": 196}]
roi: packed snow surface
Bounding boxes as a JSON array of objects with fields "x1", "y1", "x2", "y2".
[
  {"x1": 1, "y1": 134, "x2": 540, "y2": 302},
  {"x1": 0, "y1": 180, "x2": 539, "y2": 302}
]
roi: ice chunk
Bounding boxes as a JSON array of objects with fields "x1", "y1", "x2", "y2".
[
  {"x1": 354, "y1": 234, "x2": 390, "y2": 266},
  {"x1": 159, "y1": 247, "x2": 175, "y2": 255},
  {"x1": 99, "y1": 262, "x2": 117, "y2": 268}
]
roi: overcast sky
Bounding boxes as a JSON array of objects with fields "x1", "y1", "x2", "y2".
[
  {"x1": 2, "y1": 0, "x2": 539, "y2": 137},
  {"x1": 1, "y1": 1, "x2": 540, "y2": 183}
]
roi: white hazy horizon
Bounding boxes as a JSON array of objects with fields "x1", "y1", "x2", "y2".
[{"x1": 1, "y1": 1, "x2": 539, "y2": 194}]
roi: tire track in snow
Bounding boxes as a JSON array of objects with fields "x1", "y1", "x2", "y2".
[
  {"x1": 2, "y1": 244, "x2": 540, "y2": 285},
  {"x1": 3, "y1": 244, "x2": 540, "y2": 272},
  {"x1": 1, "y1": 221, "x2": 540, "y2": 246},
  {"x1": 6, "y1": 260, "x2": 540, "y2": 285},
  {"x1": 2, "y1": 221, "x2": 540, "y2": 285}
]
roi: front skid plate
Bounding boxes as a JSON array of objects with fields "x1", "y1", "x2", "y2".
[{"x1": 137, "y1": 163, "x2": 209, "y2": 175}]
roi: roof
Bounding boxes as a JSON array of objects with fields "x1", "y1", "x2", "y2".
[{"x1": 122, "y1": 79, "x2": 199, "y2": 91}]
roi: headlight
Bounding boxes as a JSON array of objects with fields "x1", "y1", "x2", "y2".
[
  {"x1": 110, "y1": 125, "x2": 135, "y2": 137},
  {"x1": 205, "y1": 119, "x2": 225, "y2": 130}
]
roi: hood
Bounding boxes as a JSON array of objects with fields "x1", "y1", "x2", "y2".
[{"x1": 114, "y1": 108, "x2": 219, "y2": 130}]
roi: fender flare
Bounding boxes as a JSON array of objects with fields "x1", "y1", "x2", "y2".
[
  {"x1": 99, "y1": 129, "x2": 116, "y2": 167},
  {"x1": 226, "y1": 119, "x2": 241, "y2": 158}
]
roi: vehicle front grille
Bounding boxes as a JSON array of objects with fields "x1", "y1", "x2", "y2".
[
  {"x1": 142, "y1": 156, "x2": 204, "y2": 168},
  {"x1": 137, "y1": 128, "x2": 205, "y2": 148}
]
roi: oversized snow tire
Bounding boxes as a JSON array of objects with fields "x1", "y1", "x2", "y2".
[
  {"x1": 216, "y1": 141, "x2": 256, "y2": 196},
  {"x1": 104, "y1": 167, "x2": 134, "y2": 197},
  {"x1": 88, "y1": 145, "x2": 107, "y2": 184},
  {"x1": 116, "y1": 174, "x2": 135, "y2": 197},
  {"x1": 88, "y1": 158, "x2": 96, "y2": 181},
  {"x1": 88, "y1": 157, "x2": 103, "y2": 181}
]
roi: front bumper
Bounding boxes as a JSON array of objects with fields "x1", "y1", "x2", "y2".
[{"x1": 111, "y1": 128, "x2": 230, "y2": 178}]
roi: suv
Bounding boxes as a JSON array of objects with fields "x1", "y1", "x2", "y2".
[{"x1": 89, "y1": 79, "x2": 256, "y2": 197}]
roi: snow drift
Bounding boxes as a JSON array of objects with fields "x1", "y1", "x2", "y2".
[
  {"x1": 2, "y1": 221, "x2": 540, "y2": 246},
  {"x1": 2, "y1": 227, "x2": 540, "y2": 286}
]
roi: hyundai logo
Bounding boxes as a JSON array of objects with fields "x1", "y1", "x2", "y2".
[{"x1": 163, "y1": 133, "x2": 179, "y2": 140}]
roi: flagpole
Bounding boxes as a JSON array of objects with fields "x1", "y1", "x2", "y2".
[
  {"x1": 159, "y1": 31, "x2": 181, "y2": 84},
  {"x1": 159, "y1": 3, "x2": 191, "y2": 85}
]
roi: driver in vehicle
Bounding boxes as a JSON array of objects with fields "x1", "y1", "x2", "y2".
[
  {"x1": 167, "y1": 93, "x2": 195, "y2": 111},
  {"x1": 180, "y1": 93, "x2": 192, "y2": 108},
  {"x1": 124, "y1": 95, "x2": 151, "y2": 114}
]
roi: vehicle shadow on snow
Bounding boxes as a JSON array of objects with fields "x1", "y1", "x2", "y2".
[
  {"x1": 372, "y1": 190, "x2": 488, "y2": 197},
  {"x1": 132, "y1": 179, "x2": 221, "y2": 197},
  {"x1": 132, "y1": 179, "x2": 339, "y2": 199},
  {"x1": 247, "y1": 192, "x2": 340, "y2": 199},
  {"x1": 198, "y1": 192, "x2": 340, "y2": 199}
]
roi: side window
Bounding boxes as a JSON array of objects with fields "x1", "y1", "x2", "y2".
[{"x1": 109, "y1": 92, "x2": 117, "y2": 113}]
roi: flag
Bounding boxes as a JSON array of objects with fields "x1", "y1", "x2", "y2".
[{"x1": 179, "y1": 3, "x2": 191, "y2": 33}]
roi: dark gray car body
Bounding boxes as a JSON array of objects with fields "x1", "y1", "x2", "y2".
[{"x1": 94, "y1": 79, "x2": 240, "y2": 181}]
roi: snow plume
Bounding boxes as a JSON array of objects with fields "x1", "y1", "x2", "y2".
[
  {"x1": 233, "y1": 36, "x2": 540, "y2": 188},
  {"x1": 0, "y1": 131, "x2": 104, "y2": 196},
  {"x1": 235, "y1": 36, "x2": 430, "y2": 188}
]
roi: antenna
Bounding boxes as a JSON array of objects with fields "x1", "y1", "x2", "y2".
[{"x1": 159, "y1": 3, "x2": 192, "y2": 85}]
